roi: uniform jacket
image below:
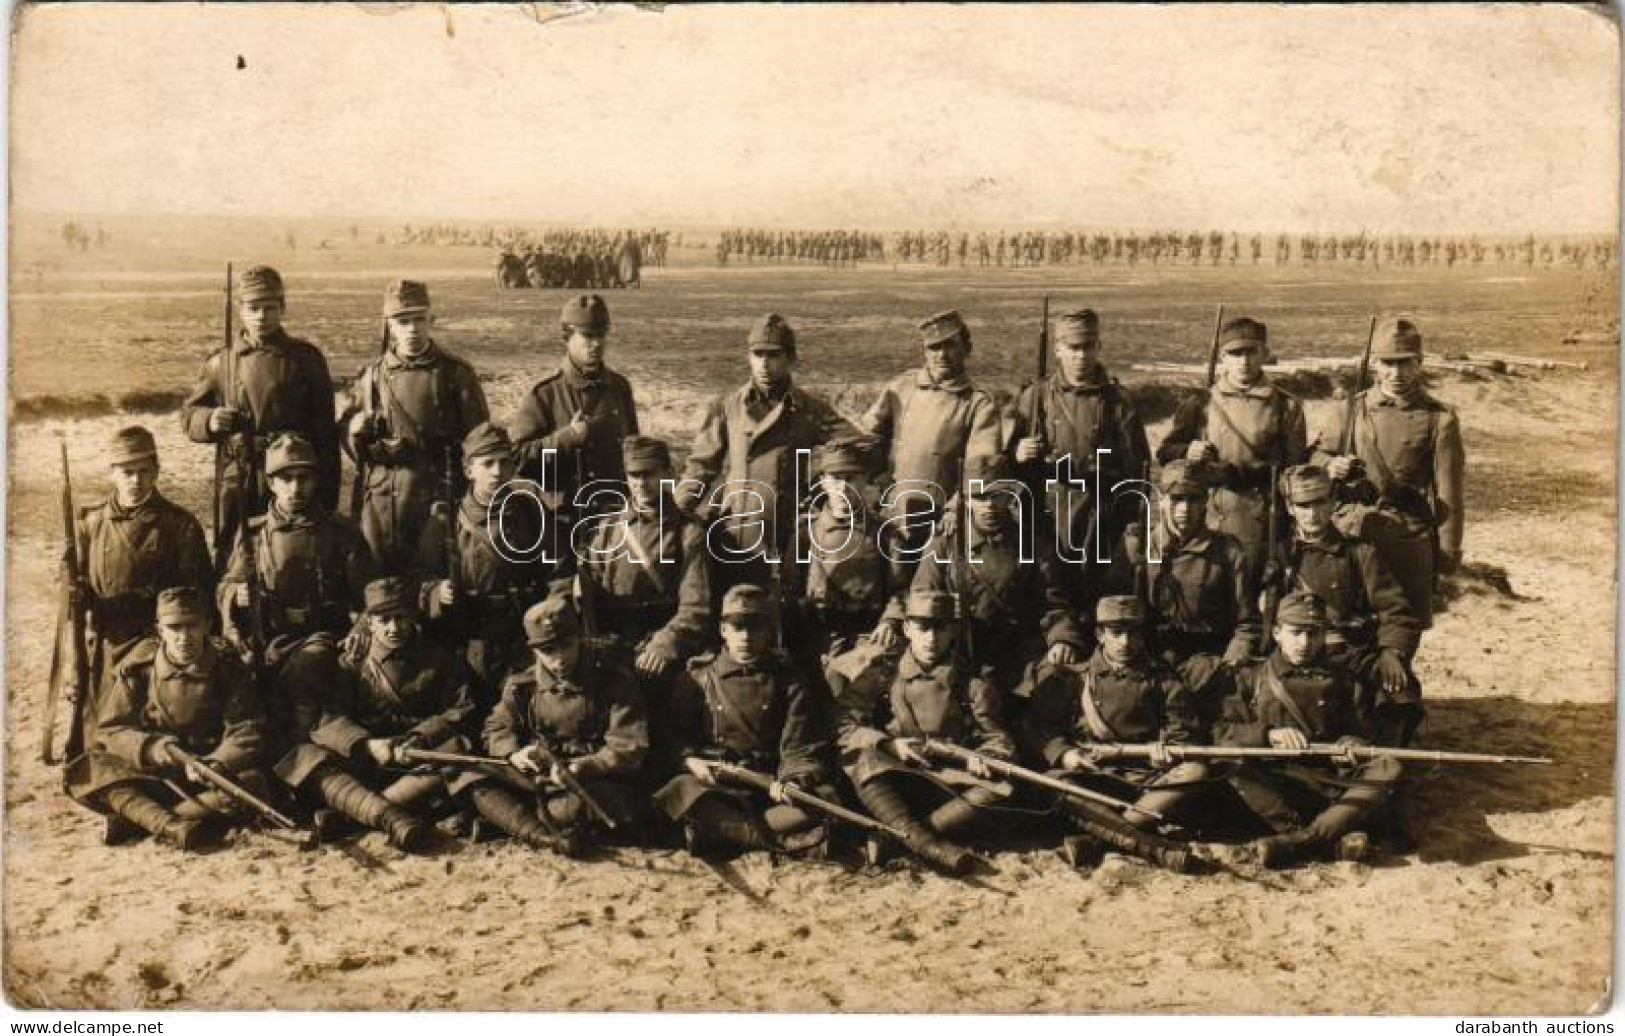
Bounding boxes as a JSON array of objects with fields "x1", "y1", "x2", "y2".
[
  {"x1": 664, "y1": 651, "x2": 831, "y2": 782},
  {"x1": 1213, "y1": 653, "x2": 1371, "y2": 747},
  {"x1": 802, "y1": 500, "x2": 909, "y2": 620},
  {"x1": 1271, "y1": 529, "x2": 1420, "y2": 656},
  {"x1": 484, "y1": 653, "x2": 648, "y2": 778},
  {"x1": 510, "y1": 361, "x2": 638, "y2": 509},
  {"x1": 218, "y1": 506, "x2": 378, "y2": 645},
  {"x1": 342, "y1": 345, "x2": 489, "y2": 472},
  {"x1": 859, "y1": 370, "x2": 1000, "y2": 518},
  {"x1": 74, "y1": 492, "x2": 214, "y2": 647},
  {"x1": 414, "y1": 492, "x2": 557, "y2": 647},
  {"x1": 1156, "y1": 379, "x2": 1308, "y2": 492},
  {"x1": 1007, "y1": 366, "x2": 1150, "y2": 490},
  {"x1": 1015, "y1": 651, "x2": 1202, "y2": 768},
  {"x1": 1107, "y1": 518, "x2": 1259, "y2": 657},
  {"x1": 577, "y1": 505, "x2": 713, "y2": 659},
  {"x1": 910, "y1": 518, "x2": 1085, "y2": 653},
  {"x1": 308, "y1": 638, "x2": 476, "y2": 760}
]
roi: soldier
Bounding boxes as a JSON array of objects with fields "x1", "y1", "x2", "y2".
[
  {"x1": 1212, "y1": 591, "x2": 1401, "y2": 868},
  {"x1": 654, "y1": 585, "x2": 839, "y2": 859},
  {"x1": 911, "y1": 453, "x2": 1085, "y2": 681},
  {"x1": 858, "y1": 310, "x2": 1000, "y2": 579},
  {"x1": 1014, "y1": 595, "x2": 1205, "y2": 873},
  {"x1": 510, "y1": 294, "x2": 640, "y2": 537},
  {"x1": 1316, "y1": 317, "x2": 1465, "y2": 633},
  {"x1": 181, "y1": 265, "x2": 341, "y2": 568},
  {"x1": 70, "y1": 426, "x2": 214, "y2": 744},
  {"x1": 1270, "y1": 464, "x2": 1421, "y2": 744},
  {"x1": 829, "y1": 589, "x2": 1010, "y2": 876},
  {"x1": 1008, "y1": 307, "x2": 1152, "y2": 576},
  {"x1": 217, "y1": 434, "x2": 377, "y2": 744},
  {"x1": 342, "y1": 279, "x2": 489, "y2": 574},
  {"x1": 1157, "y1": 316, "x2": 1308, "y2": 580},
  {"x1": 677, "y1": 314, "x2": 855, "y2": 598},
  {"x1": 458, "y1": 594, "x2": 651, "y2": 855},
  {"x1": 414, "y1": 422, "x2": 558, "y2": 702},
  {"x1": 274, "y1": 577, "x2": 476, "y2": 852},
  {"x1": 69, "y1": 587, "x2": 265, "y2": 850}
]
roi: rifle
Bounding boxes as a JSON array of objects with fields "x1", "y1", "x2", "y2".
[
  {"x1": 1037, "y1": 295, "x2": 1050, "y2": 383},
  {"x1": 350, "y1": 319, "x2": 390, "y2": 522},
  {"x1": 1204, "y1": 304, "x2": 1227, "y2": 388},
  {"x1": 398, "y1": 746, "x2": 618, "y2": 830},
  {"x1": 1340, "y1": 316, "x2": 1377, "y2": 455},
  {"x1": 1259, "y1": 460, "x2": 1281, "y2": 655},
  {"x1": 701, "y1": 759, "x2": 922, "y2": 855},
  {"x1": 164, "y1": 744, "x2": 310, "y2": 837},
  {"x1": 42, "y1": 440, "x2": 93, "y2": 766},
  {"x1": 212, "y1": 263, "x2": 233, "y2": 548},
  {"x1": 1081, "y1": 743, "x2": 1553, "y2": 766},
  {"x1": 914, "y1": 738, "x2": 1163, "y2": 822}
]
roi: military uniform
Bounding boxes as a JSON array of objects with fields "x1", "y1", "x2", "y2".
[
  {"x1": 799, "y1": 439, "x2": 909, "y2": 660},
  {"x1": 342, "y1": 280, "x2": 489, "y2": 573},
  {"x1": 1156, "y1": 317, "x2": 1308, "y2": 579},
  {"x1": 180, "y1": 266, "x2": 341, "y2": 565}
]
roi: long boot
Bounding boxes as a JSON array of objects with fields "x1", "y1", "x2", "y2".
[
  {"x1": 469, "y1": 785, "x2": 582, "y2": 857},
  {"x1": 382, "y1": 773, "x2": 447, "y2": 810},
  {"x1": 101, "y1": 786, "x2": 212, "y2": 852},
  {"x1": 681, "y1": 798, "x2": 776, "y2": 858},
  {"x1": 312, "y1": 769, "x2": 431, "y2": 853},
  {"x1": 857, "y1": 778, "x2": 977, "y2": 877},
  {"x1": 1060, "y1": 798, "x2": 1195, "y2": 874}
]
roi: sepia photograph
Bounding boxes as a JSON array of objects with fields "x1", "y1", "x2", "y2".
[{"x1": 3, "y1": 1, "x2": 1618, "y2": 1019}]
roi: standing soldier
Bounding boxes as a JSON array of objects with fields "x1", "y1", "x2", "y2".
[
  {"x1": 859, "y1": 310, "x2": 1000, "y2": 581},
  {"x1": 1316, "y1": 317, "x2": 1464, "y2": 635},
  {"x1": 70, "y1": 426, "x2": 214, "y2": 745},
  {"x1": 458, "y1": 594, "x2": 651, "y2": 855},
  {"x1": 182, "y1": 265, "x2": 341, "y2": 569},
  {"x1": 1157, "y1": 316, "x2": 1308, "y2": 580},
  {"x1": 69, "y1": 588, "x2": 265, "y2": 850},
  {"x1": 343, "y1": 279, "x2": 489, "y2": 574},
  {"x1": 510, "y1": 294, "x2": 640, "y2": 541}
]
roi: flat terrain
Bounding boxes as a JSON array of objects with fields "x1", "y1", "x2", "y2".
[{"x1": 4, "y1": 245, "x2": 1616, "y2": 1012}]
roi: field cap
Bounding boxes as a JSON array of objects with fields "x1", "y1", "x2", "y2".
[
  {"x1": 1282, "y1": 464, "x2": 1332, "y2": 504},
  {"x1": 383, "y1": 279, "x2": 431, "y2": 318},
  {"x1": 265, "y1": 434, "x2": 319, "y2": 476},
  {"x1": 720, "y1": 585, "x2": 772, "y2": 620},
  {"x1": 155, "y1": 587, "x2": 206, "y2": 624},
  {"x1": 1219, "y1": 317, "x2": 1267, "y2": 353},
  {"x1": 524, "y1": 594, "x2": 581, "y2": 648},
  {"x1": 904, "y1": 589, "x2": 957, "y2": 623},
  {"x1": 108, "y1": 426, "x2": 158, "y2": 466},
  {"x1": 919, "y1": 310, "x2": 970, "y2": 348},
  {"x1": 747, "y1": 313, "x2": 796, "y2": 355},
  {"x1": 237, "y1": 266, "x2": 284, "y2": 303},
  {"x1": 1054, "y1": 308, "x2": 1100, "y2": 347},
  {"x1": 462, "y1": 422, "x2": 513, "y2": 461},
  {"x1": 815, "y1": 437, "x2": 871, "y2": 478},
  {"x1": 1373, "y1": 317, "x2": 1424, "y2": 360},
  {"x1": 561, "y1": 294, "x2": 611, "y2": 334},
  {"x1": 622, "y1": 435, "x2": 672, "y2": 474},
  {"x1": 1275, "y1": 590, "x2": 1328, "y2": 629},
  {"x1": 1094, "y1": 595, "x2": 1146, "y2": 628},
  {"x1": 1159, "y1": 459, "x2": 1209, "y2": 497},
  {"x1": 964, "y1": 453, "x2": 1020, "y2": 493},
  {"x1": 364, "y1": 576, "x2": 418, "y2": 618}
]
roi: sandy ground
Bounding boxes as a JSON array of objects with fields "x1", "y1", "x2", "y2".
[{"x1": 2, "y1": 258, "x2": 1616, "y2": 1014}]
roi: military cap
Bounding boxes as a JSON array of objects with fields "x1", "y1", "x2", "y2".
[
  {"x1": 747, "y1": 313, "x2": 796, "y2": 354},
  {"x1": 264, "y1": 434, "x2": 319, "y2": 476},
  {"x1": 1094, "y1": 594, "x2": 1146, "y2": 628},
  {"x1": 523, "y1": 594, "x2": 580, "y2": 647},
  {"x1": 918, "y1": 310, "x2": 971, "y2": 348},
  {"x1": 107, "y1": 425, "x2": 157, "y2": 466},
  {"x1": 1282, "y1": 464, "x2": 1332, "y2": 504},
  {"x1": 383, "y1": 279, "x2": 431, "y2": 318},
  {"x1": 462, "y1": 421, "x2": 513, "y2": 461},
  {"x1": 622, "y1": 435, "x2": 672, "y2": 474},
  {"x1": 155, "y1": 587, "x2": 206, "y2": 624},
  {"x1": 364, "y1": 576, "x2": 419, "y2": 617},
  {"x1": 904, "y1": 589, "x2": 958, "y2": 623},
  {"x1": 561, "y1": 294, "x2": 611, "y2": 334},
  {"x1": 1219, "y1": 317, "x2": 1267, "y2": 352},
  {"x1": 1275, "y1": 590, "x2": 1328, "y2": 629},
  {"x1": 720, "y1": 584, "x2": 772, "y2": 621},
  {"x1": 1158, "y1": 459, "x2": 1209, "y2": 496},
  {"x1": 1054, "y1": 308, "x2": 1101, "y2": 347},
  {"x1": 963, "y1": 452, "x2": 1020, "y2": 491},
  {"x1": 1373, "y1": 316, "x2": 1424, "y2": 360},
  {"x1": 814, "y1": 437, "x2": 871, "y2": 478},
  {"x1": 237, "y1": 265, "x2": 284, "y2": 303}
]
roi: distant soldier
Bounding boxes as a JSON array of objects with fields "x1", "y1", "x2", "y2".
[
  {"x1": 69, "y1": 588, "x2": 265, "y2": 851},
  {"x1": 343, "y1": 280, "x2": 488, "y2": 574},
  {"x1": 70, "y1": 426, "x2": 214, "y2": 743},
  {"x1": 1157, "y1": 316, "x2": 1308, "y2": 580},
  {"x1": 1212, "y1": 591, "x2": 1400, "y2": 868},
  {"x1": 458, "y1": 594, "x2": 651, "y2": 854},
  {"x1": 181, "y1": 265, "x2": 341, "y2": 568},
  {"x1": 1014, "y1": 595, "x2": 1206, "y2": 872},
  {"x1": 1315, "y1": 318, "x2": 1464, "y2": 636},
  {"x1": 511, "y1": 294, "x2": 640, "y2": 537},
  {"x1": 655, "y1": 585, "x2": 840, "y2": 859}
]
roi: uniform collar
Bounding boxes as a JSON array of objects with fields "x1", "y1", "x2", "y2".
[
  {"x1": 898, "y1": 651, "x2": 952, "y2": 682},
  {"x1": 534, "y1": 657, "x2": 586, "y2": 695},
  {"x1": 744, "y1": 381, "x2": 793, "y2": 409},
  {"x1": 913, "y1": 368, "x2": 974, "y2": 394},
  {"x1": 106, "y1": 491, "x2": 159, "y2": 521},
  {"x1": 1056, "y1": 363, "x2": 1111, "y2": 393},
  {"x1": 565, "y1": 359, "x2": 608, "y2": 387},
  {"x1": 1089, "y1": 648, "x2": 1148, "y2": 678},
  {"x1": 1268, "y1": 651, "x2": 1325, "y2": 679},
  {"x1": 715, "y1": 652, "x2": 773, "y2": 678},
  {"x1": 157, "y1": 643, "x2": 216, "y2": 681},
  {"x1": 267, "y1": 504, "x2": 318, "y2": 530},
  {"x1": 1297, "y1": 529, "x2": 1345, "y2": 554},
  {"x1": 384, "y1": 344, "x2": 441, "y2": 371},
  {"x1": 1215, "y1": 376, "x2": 1275, "y2": 400},
  {"x1": 1373, "y1": 387, "x2": 1425, "y2": 409},
  {"x1": 1157, "y1": 518, "x2": 1212, "y2": 555},
  {"x1": 236, "y1": 327, "x2": 289, "y2": 356}
]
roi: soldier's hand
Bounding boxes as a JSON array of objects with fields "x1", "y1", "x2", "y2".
[
  {"x1": 548, "y1": 760, "x2": 575, "y2": 786},
  {"x1": 1186, "y1": 439, "x2": 1219, "y2": 464},
  {"x1": 1045, "y1": 642, "x2": 1080, "y2": 667},
  {"x1": 1325, "y1": 455, "x2": 1357, "y2": 482},
  {"x1": 208, "y1": 407, "x2": 242, "y2": 434},
  {"x1": 1146, "y1": 742, "x2": 1173, "y2": 769},
  {"x1": 1333, "y1": 736, "x2": 1365, "y2": 765},
  {"x1": 1015, "y1": 436, "x2": 1045, "y2": 464},
  {"x1": 889, "y1": 738, "x2": 926, "y2": 766},
  {"x1": 509, "y1": 745, "x2": 544, "y2": 776},
  {"x1": 1267, "y1": 727, "x2": 1310, "y2": 751},
  {"x1": 434, "y1": 580, "x2": 457, "y2": 608},
  {"x1": 866, "y1": 620, "x2": 900, "y2": 649},
  {"x1": 148, "y1": 736, "x2": 183, "y2": 772},
  {"x1": 636, "y1": 644, "x2": 677, "y2": 676},
  {"x1": 1375, "y1": 649, "x2": 1410, "y2": 699},
  {"x1": 683, "y1": 756, "x2": 716, "y2": 784},
  {"x1": 1222, "y1": 639, "x2": 1253, "y2": 668},
  {"x1": 364, "y1": 738, "x2": 397, "y2": 767},
  {"x1": 1060, "y1": 748, "x2": 1092, "y2": 771},
  {"x1": 767, "y1": 779, "x2": 798, "y2": 806},
  {"x1": 233, "y1": 585, "x2": 251, "y2": 609},
  {"x1": 183, "y1": 755, "x2": 217, "y2": 784},
  {"x1": 964, "y1": 754, "x2": 993, "y2": 780},
  {"x1": 390, "y1": 736, "x2": 422, "y2": 765}
]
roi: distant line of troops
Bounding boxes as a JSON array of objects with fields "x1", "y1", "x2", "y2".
[
  {"x1": 494, "y1": 234, "x2": 650, "y2": 291},
  {"x1": 61, "y1": 263, "x2": 1468, "y2": 876}
]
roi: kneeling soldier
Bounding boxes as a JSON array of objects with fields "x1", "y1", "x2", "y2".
[
  {"x1": 458, "y1": 594, "x2": 650, "y2": 854},
  {"x1": 655, "y1": 585, "x2": 839, "y2": 859},
  {"x1": 1213, "y1": 590, "x2": 1401, "y2": 868},
  {"x1": 70, "y1": 588, "x2": 265, "y2": 851},
  {"x1": 829, "y1": 589, "x2": 1014, "y2": 876},
  {"x1": 1015, "y1": 595, "x2": 1205, "y2": 873},
  {"x1": 274, "y1": 577, "x2": 476, "y2": 852}
]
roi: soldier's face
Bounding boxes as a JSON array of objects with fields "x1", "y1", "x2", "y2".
[
  {"x1": 748, "y1": 349, "x2": 793, "y2": 391},
  {"x1": 369, "y1": 611, "x2": 419, "y2": 651},
  {"x1": 1221, "y1": 345, "x2": 1263, "y2": 385},
  {"x1": 158, "y1": 616, "x2": 208, "y2": 667},
  {"x1": 721, "y1": 616, "x2": 772, "y2": 664},
  {"x1": 239, "y1": 298, "x2": 284, "y2": 339},
  {"x1": 1276, "y1": 623, "x2": 1324, "y2": 666},
  {"x1": 389, "y1": 313, "x2": 432, "y2": 355},
  {"x1": 534, "y1": 640, "x2": 582, "y2": 675},
  {"x1": 627, "y1": 468, "x2": 667, "y2": 512},
  {"x1": 566, "y1": 330, "x2": 607, "y2": 371},
  {"x1": 1098, "y1": 625, "x2": 1144, "y2": 666},
  {"x1": 270, "y1": 468, "x2": 318, "y2": 512},
  {"x1": 1163, "y1": 491, "x2": 1206, "y2": 536},
  {"x1": 967, "y1": 490, "x2": 1012, "y2": 531},
  {"x1": 465, "y1": 453, "x2": 514, "y2": 499},
  {"x1": 819, "y1": 473, "x2": 862, "y2": 520},
  {"x1": 924, "y1": 338, "x2": 969, "y2": 381},
  {"x1": 1056, "y1": 340, "x2": 1099, "y2": 384},
  {"x1": 1290, "y1": 495, "x2": 1333, "y2": 540},
  {"x1": 1377, "y1": 357, "x2": 1421, "y2": 397},
  {"x1": 905, "y1": 618, "x2": 954, "y2": 667},
  {"x1": 109, "y1": 458, "x2": 158, "y2": 507}
]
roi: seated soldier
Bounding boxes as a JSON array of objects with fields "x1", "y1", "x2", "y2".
[
  {"x1": 654, "y1": 585, "x2": 840, "y2": 860},
  {"x1": 454, "y1": 594, "x2": 651, "y2": 856},
  {"x1": 828, "y1": 589, "x2": 1013, "y2": 877},
  {"x1": 1212, "y1": 590, "x2": 1402, "y2": 868},
  {"x1": 1015, "y1": 595, "x2": 1206, "y2": 873},
  {"x1": 273, "y1": 577, "x2": 476, "y2": 853},
  {"x1": 69, "y1": 587, "x2": 265, "y2": 851}
]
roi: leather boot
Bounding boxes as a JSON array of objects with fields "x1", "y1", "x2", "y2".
[
  {"x1": 382, "y1": 773, "x2": 446, "y2": 810},
  {"x1": 857, "y1": 778, "x2": 977, "y2": 877},
  {"x1": 313, "y1": 769, "x2": 432, "y2": 853},
  {"x1": 102, "y1": 786, "x2": 211, "y2": 852},
  {"x1": 1062, "y1": 799, "x2": 1194, "y2": 874},
  {"x1": 1254, "y1": 828, "x2": 1321, "y2": 869},
  {"x1": 682, "y1": 799, "x2": 776, "y2": 857},
  {"x1": 469, "y1": 785, "x2": 582, "y2": 857}
]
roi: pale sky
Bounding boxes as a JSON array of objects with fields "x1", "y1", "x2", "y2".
[{"x1": 10, "y1": 3, "x2": 1620, "y2": 232}]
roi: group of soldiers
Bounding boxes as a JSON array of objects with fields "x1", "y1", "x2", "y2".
[
  {"x1": 714, "y1": 229, "x2": 887, "y2": 267},
  {"x1": 56, "y1": 263, "x2": 1476, "y2": 878},
  {"x1": 495, "y1": 235, "x2": 646, "y2": 291}
]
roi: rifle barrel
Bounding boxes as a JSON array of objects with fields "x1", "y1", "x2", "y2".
[
  {"x1": 709, "y1": 761, "x2": 899, "y2": 838},
  {"x1": 168, "y1": 746, "x2": 301, "y2": 829},
  {"x1": 1205, "y1": 304, "x2": 1226, "y2": 388},
  {"x1": 917, "y1": 739, "x2": 1161, "y2": 821},
  {"x1": 1098, "y1": 743, "x2": 1552, "y2": 765}
]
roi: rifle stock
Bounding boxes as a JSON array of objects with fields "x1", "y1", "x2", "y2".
[
  {"x1": 212, "y1": 263, "x2": 233, "y2": 548},
  {"x1": 400, "y1": 745, "x2": 618, "y2": 829},
  {"x1": 914, "y1": 738, "x2": 1162, "y2": 821},
  {"x1": 1341, "y1": 316, "x2": 1377, "y2": 455},
  {"x1": 44, "y1": 440, "x2": 93, "y2": 767},
  {"x1": 705, "y1": 760, "x2": 902, "y2": 841},
  {"x1": 165, "y1": 744, "x2": 305, "y2": 831}
]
